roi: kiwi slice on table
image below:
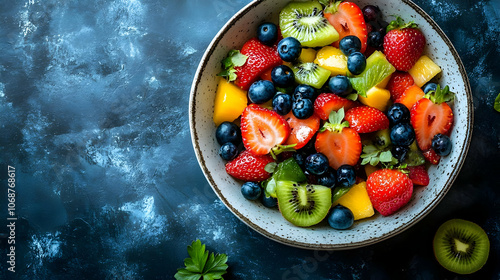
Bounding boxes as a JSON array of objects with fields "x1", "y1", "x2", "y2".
[
  {"x1": 279, "y1": 1, "x2": 339, "y2": 47},
  {"x1": 433, "y1": 219, "x2": 490, "y2": 274},
  {"x1": 276, "y1": 180, "x2": 332, "y2": 227},
  {"x1": 291, "y1": 62, "x2": 330, "y2": 89}
]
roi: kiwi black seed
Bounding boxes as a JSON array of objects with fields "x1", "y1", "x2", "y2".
[
  {"x1": 275, "y1": 180, "x2": 331, "y2": 227},
  {"x1": 279, "y1": 1, "x2": 339, "y2": 47},
  {"x1": 433, "y1": 219, "x2": 490, "y2": 274}
]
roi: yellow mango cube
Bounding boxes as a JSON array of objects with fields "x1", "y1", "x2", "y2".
[
  {"x1": 299, "y1": 48, "x2": 317, "y2": 63},
  {"x1": 333, "y1": 181, "x2": 375, "y2": 220},
  {"x1": 213, "y1": 79, "x2": 248, "y2": 126},
  {"x1": 408, "y1": 55, "x2": 442, "y2": 87},
  {"x1": 314, "y1": 46, "x2": 349, "y2": 76},
  {"x1": 358, "y1": 86, "x2": 391, "y2": 111}
]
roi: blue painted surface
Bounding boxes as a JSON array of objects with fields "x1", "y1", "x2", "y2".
[{"x1": 0, "y1": 0, "x2": 499, "y2": 279}]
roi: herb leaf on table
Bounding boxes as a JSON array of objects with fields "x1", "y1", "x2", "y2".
[{"x1": 175, "y1": 240, "x2": 228, "y2": 280}]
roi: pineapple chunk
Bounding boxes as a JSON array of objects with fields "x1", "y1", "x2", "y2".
[
  {"x1": 358, "y1": 86, "x2": 391, "y2": 111},
  {"x1": 408, "y1": 55, "x2": 442, "y2": 87},
  {"x1": 333, "y1": 181, "x2": 375, "y2": 220},
  {"x1": 314, "y1": 46, "x2": 349, "y2": 76},
  {"x1": 213, "y1": 78, "x2": 248, "y2": 126},
  {"x1": 299, "y1": 48, "x2": 317, "y2": 63}
]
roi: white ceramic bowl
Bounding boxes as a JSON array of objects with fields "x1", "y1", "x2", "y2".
[{"x1": 189, "y1": 0, "x2": 473, "y2": 250}]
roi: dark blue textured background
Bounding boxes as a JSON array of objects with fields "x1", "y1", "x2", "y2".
[{"x1": 0, "y1": 0, "x2": 499, "y2": 279}]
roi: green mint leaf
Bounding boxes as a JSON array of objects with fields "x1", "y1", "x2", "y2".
[
  {"x1": 379, "y1": 150, "x2": 393, "y2": 162},
  {"x1": 175, "y1": 269, "x2": 202, "y2": 280},
  {"x1": 184, "y1": 240, "x2": 208, "y2": 273},
  {"x1": 264, "y1": 162, "x2": 278, "y2": 173},
  {"x1": 494, "y1": 93, "x2": 500, "y2": 112},
  {"x1": 175, "y1": 240, "x2": 228, "y2": 280}
]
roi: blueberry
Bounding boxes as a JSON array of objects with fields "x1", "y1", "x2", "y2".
[
  {"x1": 347, "y1": 52, "x2": 366, "y2": 75},
  {"x1": 328, "y1": 75, "x2": 352, "y2": 97},
  {"x1": 390, "y1": 123, "x2": 416, "y2": 146},
  {"x1": 422, "y1": 82, "x2": 438, "y2": 94},
  {"x1": 215, "y1": 121, "x2": 241, "y2": 145},
  {"x1": 387, "y1": 103, "x2": 411, "y2": 126},
  {"x1": 336, "y1": 165, "x2": 356, "y2": 188},
  {"x1": 293, "y1": 84, "x2": 316, "y2": 101},
  {"x1": 432, "y1": 134, "x2": 452, "y2": 156},
  {"x1": 292, "y1": 98, "x2": 314, "y2": 119},
  {"x1": 277, "y1": 37, "x2": 302, "y2": 62},
  {"x1": 293, "y1": 152, "x2": 306, "y2": 168},
  {"x1": 271, "y1": 65, "x2": 295, "y2": 87},
  {"x1": 305, "y1": 153, "x2": 329, "y2": 176},
  {"x1": 362, "y1": 5, "x2": 381, "y2": 22},
  {"x1": 328, "y1": 205, "x2": 354, "y2": 230},
  {"x1": 218, "y1": 142, "x2": 238, "y2": 160},
  {"x1": 392, "y1": 145, "x2": 409, "y2": 163},
  {"x1": 367, "y1": 31, "x2": 384, "y2": 48},
  {"x1": 272, "y1": 93, "x2": 292, "y2": 115},
  {"x1": 241, "y1": 182, "x2": 262, "y2": 200},
  {"x1": 339, "y1": 35, "x2": 362, "y2": 56},
  {"x1": 317, "y1": 168, "x2": 336, "y2": 188},
  {"x1": 261, "y1": 194, "x2": 277, "y2": 208},
  {"x1": 248, "y1": 80, "x2": 275, "y2": 104},
  {"x1": 257, "y1": 22, "x2": 278, "y2": 46}
]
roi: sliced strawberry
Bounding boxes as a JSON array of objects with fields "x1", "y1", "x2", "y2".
[
  {"x1": 283, "y1": 112, "x2": 320, "y2": 150},
  {"x1": 422, "y1": 148, "x2": 441, "y2": 165},
  {"x1": 383, "y1": 17, "x2": 426, "y2": 71},
  {"x1": 234, "y1": 38, "x2": 282, "y2": 90},
  {"x1": 315, "y1": 108, "x2": 362, "y2": 170},
  {"x1": 345, "y1": 106, "x2": 389, "y2": 133},
  {"x1": 395, "y1": 84, "x2": 425, "y2": 110},
  {"x1": 386, "y1": 71, "x2": 415, "y2": 100},
  {"x1": 225, "y1": 150, "x2": 274, "y2": 182},
  {"x1": 366, "y1": 169, "x2": 413, "y2": 216},
  {"x1": 240, "y1": 104, "x2": 290, "y2": 155},
  {"x1": 314, "y1": 93, "x2": 359, "y2": 120},
  {"x1": 410, "y1": 86, "x2": 454, "y2": 151},
  {"x1": 324, "y1": 1, "x2": 368, "y2": 53},
  {"x1": 407, "y1": 165, "x2": 430, "y2": 186}
]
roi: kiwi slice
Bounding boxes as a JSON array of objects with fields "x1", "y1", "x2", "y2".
[
  {"x1": 262, "y1": 158, "x2": 307, "y2": 198},
  {"x1": 276, "y1": 180, "x2": 332, "y2": 227},
  {"x1": 350, "y1": 51, "x2": 396, "y2": 97},
  {"x1": 279, "y1": 1, "x2": 339, "y2": 47},
  {"x1": 291, "y1": 62, "x2": 330, "y2": 89},
  {"x1": 433, "y1": 219, "x2": 490, "y2": 274}
]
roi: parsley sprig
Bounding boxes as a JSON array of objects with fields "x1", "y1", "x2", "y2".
[{"x1": 175, "y1": 240, "x2": 228, "y2": 280}]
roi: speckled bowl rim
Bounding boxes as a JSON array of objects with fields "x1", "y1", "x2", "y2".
[{"x1": 189, "y1": 0, "x2": 473, "y2": 250}]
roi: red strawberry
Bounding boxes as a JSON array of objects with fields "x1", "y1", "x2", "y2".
[
  {"x1": 315, "y1": 108, "x2": 362, "y2": 170},
  {"x1": 314, "y1": 93, "x2": 359, "y2": 120},
  {"x1": 324, "y1": 1, "x2": 368, "y2": 53},
  {"x1": 410, "y1": 86, "x2": 454, "y2": 151},
  {"x1": 407, "y1": 165, "x2": 430, "y2": 186},
  {"x1": 345, "y1": 106, "x2": 389, "y2": 133},
  {"x1": 366, "y1": 169, "x2": 414, "y2": 216},
  {"x1": 225, "y1": 150, "x2": 274, "y2": 182},
  {"x1": 422, "y1": 148, "x2": 441, "y2": 165},
  {"x1": 234, "y1": 38, "x2": 282, "y2": 90},
  {"x1": 386, "y1": 71, "x2": 415, "y2": 100},
  {"x1": 283, "y1": 112, "x2": 320, "y2": 150},
  {"x1": 383, "y1": 17, "x2": 426, "y2": 71},
  {"x1": 240, "y1": 104, "x2": 290, "y2": 155}
]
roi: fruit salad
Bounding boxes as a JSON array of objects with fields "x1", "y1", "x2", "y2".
[{"x1": 213, "y1": 0, "x2": 454, "y2": 229}]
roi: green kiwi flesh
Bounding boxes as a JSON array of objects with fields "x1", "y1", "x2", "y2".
[
  {"x1": 279, "y1": 1, "x2": 339, "y2": 47},
  {"x1": 276, "y1": 180, "x2": 332, "y2": 227},
  {"x1": 291, "y1": 62, "x2": 330, "y2": 89},
  {"x1": 433, "y1": 219, "x2": 490, "y2": 274}
]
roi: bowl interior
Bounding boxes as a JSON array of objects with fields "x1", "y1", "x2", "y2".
[{"x1": 190, "y1": 0, "x2": 472, "y2": 250}]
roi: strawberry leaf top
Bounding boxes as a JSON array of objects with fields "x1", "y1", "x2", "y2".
[
  {"x1": 386, "y1": 16, "x2": 418, "y2": 33},
  {"x1": 319, "y1": 108, "x2": 350, "y2": 133},
  {"x1": 426, "y1": 85, "x2": 454, "y2": 104},
  {"x1": 217, "y1": 50, "x2": 248, "y2": 81},
  {"x1": 324, "y1": 1, "x2": 341, "y2": 14}
]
